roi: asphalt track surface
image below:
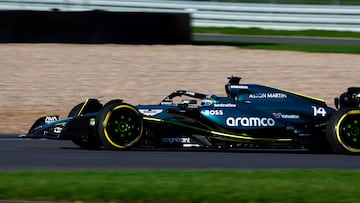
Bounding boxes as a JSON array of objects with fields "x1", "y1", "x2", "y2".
[{"x1": 2, "y1": 134, "x2": 360, "y2": 171}]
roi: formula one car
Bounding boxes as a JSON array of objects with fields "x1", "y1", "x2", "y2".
[{"x1": 25, "y1": 76, "x2": 360, "y2": 154}]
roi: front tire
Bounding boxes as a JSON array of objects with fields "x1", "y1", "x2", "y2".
[
  {"x1": 326, "y1": 108, "x2": 360, "y2": 154},
  {"x1": 97, "y1": 100, "x2": 143, "y2": 150}
]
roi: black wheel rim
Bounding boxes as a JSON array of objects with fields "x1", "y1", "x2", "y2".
[{"x1": 103, "y1": 105, "x2": 143, "y2": 148}]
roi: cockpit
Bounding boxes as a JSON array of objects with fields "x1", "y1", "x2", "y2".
[{"x1": 200, "y1": 94, "x2": 218, "y2": 107}]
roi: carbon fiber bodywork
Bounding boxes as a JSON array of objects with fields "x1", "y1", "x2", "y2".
[{"x1": 25, "y1": 77, "x2": 360, "y2": 153}]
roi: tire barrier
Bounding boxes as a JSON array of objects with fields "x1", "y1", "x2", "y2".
[{"x1": 0, "y1": 10, "x2": 191, "y2": 44}]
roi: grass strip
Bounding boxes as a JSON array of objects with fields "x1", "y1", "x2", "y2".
[
  {"x1": 1, "y1": 170, "x2": 360, "y2": 203},
  {"x1": 194, "y1": 27, "x2": 360, "y2": 39},
  {"x1": 194, "y1": 40, "x2": 360, "y2": 53},
  {"x1": 193, "y1": 27, "x2": 360, "y2": 53}
]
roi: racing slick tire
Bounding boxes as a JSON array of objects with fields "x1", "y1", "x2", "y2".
[
  {"x1": 96, "y1": 100, "x2": 144, "y2": 150},
  {"x1": 326, "y1": 108, "x2": 360, "y2": 154},
  {"x1": 68, "y1": 99, "x2": 103, "y2": 150}
]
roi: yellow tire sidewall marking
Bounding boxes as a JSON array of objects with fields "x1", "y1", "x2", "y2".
[
  {"x1": 336, "y1": 110, "x2": 360, "y2": 153},
  {"x1": 103, "y1": 105, "x2": 143, "y2": 149}
]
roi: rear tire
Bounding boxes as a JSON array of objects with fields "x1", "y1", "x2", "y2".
[
  {"x1": 326, "y1": 108, "x2": 360, "y2": 154},
  {"x1": 97, "y1": 100, "x2": 143, "y2": 150}
]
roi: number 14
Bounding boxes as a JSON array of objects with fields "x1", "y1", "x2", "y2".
[{"x1": 312, "y1": 106, "x2": 327, "y2": 117}]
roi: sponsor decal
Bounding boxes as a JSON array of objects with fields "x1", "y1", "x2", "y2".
[
  {"x1": 249, "y1": 93, "x2": 287, "y2": 99},
  {"x1": 186, "y1": 91, "x2": 195, "y2": 96},
  {"x1": 230, "y1": 85, "x2": 249, "y2": 89},
  {"x1": 160, "y1": 101, "x2": 173, "y2": 105},
  {"x1": 139, "y1": 109, "x2": 163, "y2": 116},
  {"x1": 45, "y1": 116, "x2": 58, "y2": 124},
  {"x1": 273, "y1": 113, "x2": 300, "y2": 119},
  {"x1": 226, "y1": 117, "x2": 275, "y2": 127},
  {"x1": 202, "y1": 109, "x2": 223, "y2": 116},
  {"x1": 162, "y1": 137, "x2": 191, "y2": 144},
  {"x1": 53, "y1": 126, "x2": 63, "y2": 134},
  {"x1": 214, "y1": 103, "x2": 237, "y2": 108}
]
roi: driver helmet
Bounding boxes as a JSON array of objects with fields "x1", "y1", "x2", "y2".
[{"x1": 201, "y1": 94, "x2": 218, "y2": 106}]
